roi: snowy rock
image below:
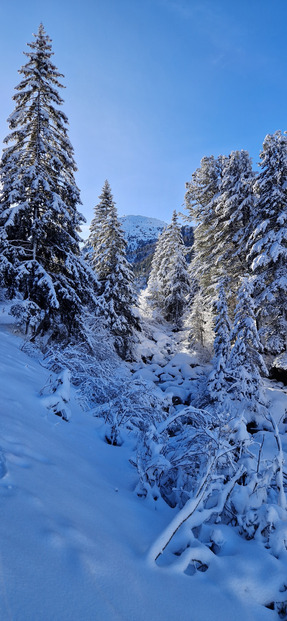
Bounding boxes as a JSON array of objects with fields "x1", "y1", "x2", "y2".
[
  {"x1": 161, "y1": 385, "x2": 190, "y2": 404},
  {"x1": 168, "y1": 352, "x2": 198, "y2": 367},
  {"x1": 158, "y1": 372, "x2": 175, "y2": 382},
  {"x1": 133, "y1": 368, "x2": 158, "y2": 383},
  {"x1": 180, "y1": 363, "x2": 198, "y2": 379},
  {"x1": 151, "y1": 354, "x2": 167, "y2": 365}
]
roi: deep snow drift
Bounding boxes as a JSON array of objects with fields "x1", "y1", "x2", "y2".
[{"x1": 0, "y1": 319, "x2": 286, "y2": 620}]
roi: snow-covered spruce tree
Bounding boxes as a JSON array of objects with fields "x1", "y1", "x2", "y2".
[
  {"x1": 186, "y1": 284, "x2": 208, "y2": 350},
  {"x1": 90, "y1": 181, "x2": 140, "y2": 358},
  {"x1": 185, "y1": 155, "x2": 224, "y2": 299},
  {"x1": 207, "y1": 280, "x2": 231, "y2": 406},
  {"x1": 213, "y1": 150, "x2": 256, "y2": 308},
  {"x1": 227, "y1": 276, "x2": 268, "y2": 426},
  {"x1": 248, "y1": 130, "x2": 287, "y2": 355},
  {"x1": 0, "y1": 24, "x2": 97, "y2": 339},
  {"x1": 184, "y1": 156, "x2": 224, "y2": 349},
  {"x1": 160, "y1": 212, "x2": 190, "y2": 326},
  {"x1": 144, "y1": 226, "x2": 171, "y2": 311},
  {"x1": 145, "y1": 211, "x2": 190, "y2": 326},
  {"x1": 89, "y1": 180, "x2": 112, "y2": 281}
]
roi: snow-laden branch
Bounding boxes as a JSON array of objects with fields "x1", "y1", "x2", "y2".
[{"x1": 147, "y1": 457, "x2": 246, "y2": 563}]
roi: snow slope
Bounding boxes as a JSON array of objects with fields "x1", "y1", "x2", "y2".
[
  {"x1": 0, "y1": 322, "x2": 284, "y2": 620},
  {"x1": 119, "y1": 215, "x2": 166, "y2": 255}
]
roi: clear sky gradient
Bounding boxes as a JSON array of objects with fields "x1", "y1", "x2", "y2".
[{"x1": 0, "y1": 0, "x2": 287, "y2": 235}]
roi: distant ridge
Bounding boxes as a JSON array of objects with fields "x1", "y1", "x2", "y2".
[{"x1": 119, "y1": 215, "x2": 167, "y2": 261}]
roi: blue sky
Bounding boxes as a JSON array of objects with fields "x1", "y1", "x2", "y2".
[{"x1": 0, "y1": 0, "x2": 287, "y2": 235}]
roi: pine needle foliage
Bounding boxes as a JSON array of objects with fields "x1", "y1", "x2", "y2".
[
  {"x1": 90, "y1": 181, "x2": 140, "y2": 358},
  {"x1": 248, "y1": 131, "x2": 287, "y2": 355},
  {"x1": 146, "y1": 211, "x2": 190, "y2": 326},
  {"x1": 0, "y1": 24, "x2": 97, "y2": 339}
]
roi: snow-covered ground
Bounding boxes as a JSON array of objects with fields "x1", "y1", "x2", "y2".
[{"x1": 0, "y1": 318, "x2": 286, "y2": 620}]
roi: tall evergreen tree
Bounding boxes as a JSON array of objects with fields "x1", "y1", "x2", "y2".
[
  {"x1": 159, "y1": 212, "x2": 190, "y2": 326},
  {"x1": 227, "y1": 276, "x2": 267, "y2": 424},
  {"x1": 145, "y1": 226, "x2": 171, "y2": 311},
  {"x1": 0, "y1": 24, "x2": 97, "y2": 338},
  {"x1": 145, "y1": 211, "x2": 190, "y2": 326},
  {"x1": 186, "y1": 284, "x2": 207, "y2": 350},
  {"x1": 89, "y1": 181, "x2": 139, "y2": 358},
  {"x1": 213, "y1": 150, "x2": 256, "y2": 306},
  {"x1": 248, "y1": 130, "x2": 287, "y2": 355},
  {"x1": 186, "y1": 152, "x2": 256, "y2": 309},
  {"x1": 89, "y1": 180, "x2": 112, "y2": 283},
  {"x1": 185, "y1": 155, "x2": 224, "y2": 298},
  {"x1": 184, "y1": 156, "x2": 224, "y2": 348}
]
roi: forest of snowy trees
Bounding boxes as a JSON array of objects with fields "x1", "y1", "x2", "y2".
[{"x1": 1, "y1": 25, "x2": 287, "y2": 616}]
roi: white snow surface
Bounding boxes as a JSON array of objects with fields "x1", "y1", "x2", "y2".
[{"x1": 0, "y1": 321, "x2": 286, "y2": 620}]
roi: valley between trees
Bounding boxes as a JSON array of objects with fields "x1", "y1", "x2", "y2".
[{"x1": 1, "y1": 24, "x2": 287, "y2": 620}]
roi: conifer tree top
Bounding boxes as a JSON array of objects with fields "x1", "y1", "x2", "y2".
[{"x1": 14, "y1": 23, "x2": 65, "y2": 105}]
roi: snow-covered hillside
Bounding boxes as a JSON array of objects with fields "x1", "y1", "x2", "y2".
[
  {"x1": 0, "y1": 313, "x2": 286, "y2": 620},
  {"x1": 119, "y1": 215, "x2": 167, "y2": 257}
]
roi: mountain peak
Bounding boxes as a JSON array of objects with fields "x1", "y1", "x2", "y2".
[{"x1": 119, "y1": 215, "x2": 166, "y2": 257}]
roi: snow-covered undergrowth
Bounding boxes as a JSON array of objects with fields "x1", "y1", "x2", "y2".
[{"x1": 0, "y1": 313, "x2": 287, "y2": 620}]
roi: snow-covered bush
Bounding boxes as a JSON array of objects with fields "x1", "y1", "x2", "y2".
[
  {"x1": 10, "y1": 300, "x2": 42, "y2": 336},
  {"x1": 227, "y1": 276, "x2": 268, "y2": 427},
  {"x1": 135, "y1": 406, "x2": 223, "y2": 508},
  {"x1": 146, "y1": 406, "x2": 287, "y2": 569},
  {"x1": 42, "y1": 328, "x2": 117, "y2": 411},
  {"x1": 93, "y1": 379, "x2": 171, "y2": 446},
  {"x1": 40, "y1": 369, "x2": 71, "y2": 421},
  {"x1": 40, "y1": 317, "x2": 170, "y2": 445}
]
